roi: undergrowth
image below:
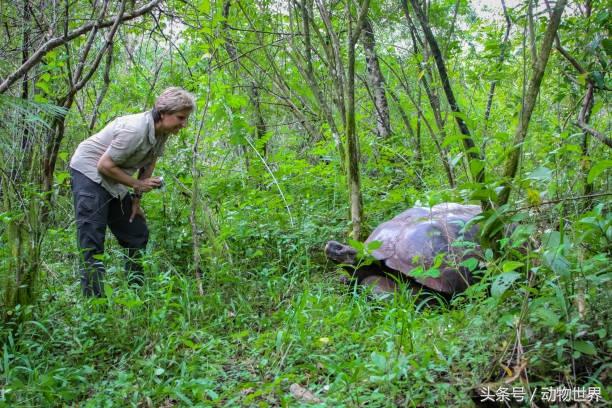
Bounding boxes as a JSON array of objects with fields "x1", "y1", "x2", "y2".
[{"x1": 1, "y1": 147, "x2": 610, "y2": 407}]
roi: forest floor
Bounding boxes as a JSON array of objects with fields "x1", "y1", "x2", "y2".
[{"x1": 1, "y1": 233, "x2": 609, "y2": 407}]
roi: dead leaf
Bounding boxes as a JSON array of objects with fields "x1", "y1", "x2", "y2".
[
  {"x1": 473, "y1": 358, "x2": 531, "y2": 396},
  {"x1": 289, "y1": 383, "x2": 322, "y2": 404},
  {"x1": 500, "y1": 363, "x2": 513, "y2": 377}
]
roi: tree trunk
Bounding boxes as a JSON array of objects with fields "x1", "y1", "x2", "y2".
[
  {"x1": 15, "y1": 0, "x2": 32, "y2": 183},
  {"x1": 345, "y1": 0, "x2": 370, "y2": 240},
  {"x1": 361, "y1": 17, "x2": 391, "y2": 139},
  {"x1": 347, "y1": 43, "x2": 363, "y2": 240},
  {"x1": 484, "y1": 0, "x2": 512, "y2": 126},
  {"x1": 400, "y1": 3, "x2": 456, "y2": 187},
  {"x1": 406, "y1": 0, "x2": 484, "y2": 189},
  {"x1": 222, "y1": 0, "x2": 269, "y2": 159},
  {"x1": 288, "y1": 0, "x2": 345, "y2": 168},
  {"x1": 497, "y1": 0, "x2": 567, "y2": 206},
  {"x1": 580, "y1": 83, "x2": 594, "y2": 209}
]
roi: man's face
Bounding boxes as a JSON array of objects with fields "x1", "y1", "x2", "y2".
[{"x1": 161, "y1": 109, "x2": 191, "y2": 134}]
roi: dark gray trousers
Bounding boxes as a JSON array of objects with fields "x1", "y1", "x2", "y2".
[{"x1": 70, "y1": 168, "x2": 149, "y2": 297}]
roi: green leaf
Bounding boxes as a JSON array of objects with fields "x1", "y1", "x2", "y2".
[
  {"x1": 366, "y1": 240, "x2": 382, "y2": 251},
  {"x1": 480, "y1": 208, "x2": 506, "y2": 240},
  {"x1": 35, "y1": 81, "x2": 50, "y2": 94},
  {"x1": 371, "y1": 352, "x2": 387, "y2": 371},
  {"x1": 587, "y1": 159, "x2": 612, "y2": 183},
  {"x1": 33, "y1": 94, "x2": 48, "y2": 103},
  {"x1": 542, "y1": 231, "x2": 561, "y2": 249},
  {"x1": 460, "y1": 258, "x2": 479, "y2": 271},
  {"x1": 442, "y1": 134, "x2": 465, "y2": 148},
  {"x1": 198, "y1": 0, "x2": 210, "y2": 14},
  {"x1": 56, "y1": 171, "x2": 69, "y2": 184},
  {"x1": 347, "y1": 239, "x2": 364, "y2": 253},
  {"x1": 423, "y1": 267, "x2": 441, "y2": 278},
  {"x1": 154, "y1": 367, "x2": 165, "y2": 376},
  {"x1": 535, "y1": 307, "x2": 560, "y2": 327},
  {"x1": 573, "y1": 341, "x2": 597, "y2": 356},
  {"x1": 502, "y1": 261, "x2": 524, "y2": 273},
  {"x1": 469, "y1": 160, "x2": 484, "y2": 178},
  {"x1": 526, "y1": 166, "x2": 552, "y2": 181},
  {"x1": 491, "y1": 272, "x2": 520, "y2": 298},
  {"x1": 543, "y1": 250, "x2": 571, "y2": 278},
  {"x1": 601, "y1": 38, "x2": 612, "y2": 56}
]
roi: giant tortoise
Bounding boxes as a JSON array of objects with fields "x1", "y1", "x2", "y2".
[{"x1": 325, "y1": 203, "x2": 483, "y2": 295}]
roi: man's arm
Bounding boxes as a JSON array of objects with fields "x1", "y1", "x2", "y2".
[{"x1": 97, "y1": 152, "x2": 160, "y2": 193}]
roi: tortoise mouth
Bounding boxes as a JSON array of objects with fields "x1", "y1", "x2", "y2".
[{"x1": 325, "y1": 240, "x2": 357, "y2": 265}]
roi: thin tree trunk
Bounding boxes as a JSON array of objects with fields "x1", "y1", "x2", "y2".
[
  {"x1": 497, "y1": 0, "x2": 567, "y2": 206},
  {"x1": 579, "y1": 83, "x2": 594, "y2": 209},
  {"x1": 89, "y1": 45, "x2": 113, "y2": 131},
  {"x1": 361, "y1": 17, "x2": 391, "y2": 139},
  {"x1": 43, "y1": 0, "x2": 126, "y2": 194},
  {"x1": 388, "y1": 89, "x2": 425, "y2": 189},
  {"x1": 415, "y1": 85, "x2": 424, "y2": 188},
  {"x1": 15, "y1": 0, "x2": 32, "y2": 182},
  {"x1": 345, "y1": 0, "x2": 370, "y2": 240},
  {"x1": 400, "y1": 3, "x2": 456, "y2": 187},
  {"x1": 316, "y1": 0, "x2": 347, "y2": 129},
  {"x1": 287, "y1": 0, "x2": 345, "y2": 168},
  {"x1": 407, "y1": 0, "x2": 484, "y2": 189},
  {"x1": 223, "y1": 0, "x2": 269, "y2": 158},
  {"x1": 484, "y1": 0, "x2": 511, "y2": 125}
]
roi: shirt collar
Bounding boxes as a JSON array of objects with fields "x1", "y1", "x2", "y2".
[{"x1": 146, "y1": 111, "x2": 156, "y2": 145}]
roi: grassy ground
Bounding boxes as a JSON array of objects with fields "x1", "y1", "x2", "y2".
[
  {"x1": 1, "y1": 254, "x2": 507, "y2": 407},
  {"x1": 1, "y1": 160, "x2": 610, "y2": 407}
]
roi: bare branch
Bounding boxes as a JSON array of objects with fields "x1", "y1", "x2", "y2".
[{"x1": 0, "y1": 0, "x2": 162, "y2": 94}]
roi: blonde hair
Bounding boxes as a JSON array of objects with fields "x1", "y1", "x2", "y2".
[{"x1": 154, "y1": 87, "x2": 195, "y2": 114}]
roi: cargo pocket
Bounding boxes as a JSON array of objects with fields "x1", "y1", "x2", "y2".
[{"x1": 76, "y1": 191, "x2": 98, "y2": 221}]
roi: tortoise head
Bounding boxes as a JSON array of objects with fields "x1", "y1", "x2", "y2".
[{"x1": 325, "y1": 240, "x2": 358, "y2": 265}]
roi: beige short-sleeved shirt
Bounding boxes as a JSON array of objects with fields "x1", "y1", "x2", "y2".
[{"x1": 70, "y1": 111, "x2": 168, "y2": 198}]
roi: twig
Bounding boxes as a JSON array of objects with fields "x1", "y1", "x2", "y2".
[
  {"x1": 575, "y1": 122, "x2": 612, "y2": 148},
  {"x1": 510, "y1": 192, "x2": 612, "y2": 213},
  {"x1": 0, "y1": 0, "x2": 161, "y2": 93},
  {"x1": 244, "y1": 135, "x2": 295, "y2": 227},
  {"x1": 89, "y1": 42, "x2": 113, "y2": 131}
]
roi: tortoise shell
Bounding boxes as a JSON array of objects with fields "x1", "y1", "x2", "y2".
[{"x1": 365, "y1": 203, "x2": 482, "y2": 294}]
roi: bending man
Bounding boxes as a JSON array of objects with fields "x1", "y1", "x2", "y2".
[{"x1": 69, "y1": 87, "x2": 195, "y2": 296}]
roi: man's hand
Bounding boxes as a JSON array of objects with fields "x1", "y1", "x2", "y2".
[
  {"x1": 134, "y1": 177, "x2": 162, "y2": 193},
  {"x1": 98, "y1": 154, "x2": 161, "y2": 192},
  {"x1": 129, "y1": 200, "x2": 145, "y2": 223}
]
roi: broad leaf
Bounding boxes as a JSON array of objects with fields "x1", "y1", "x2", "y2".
[{"x1": 491, "y1": 272, "x2": 521, "y2": 298}]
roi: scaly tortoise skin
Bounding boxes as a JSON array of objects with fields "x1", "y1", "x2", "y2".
[{"x1": 325, "y1": 203, "x2": 482, "y2": 294}]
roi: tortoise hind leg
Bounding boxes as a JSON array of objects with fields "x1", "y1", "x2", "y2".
[{"x1": 361, "y1": 275, "x2": 397, "y2": 294}]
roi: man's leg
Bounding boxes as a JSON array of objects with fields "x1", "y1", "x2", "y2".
[
  {"x1": 108, "y1": 194, "x2": 149, "y2": 287},
  {"x1": 71, "y1": 169, "x2": 110, "y2": 297}
]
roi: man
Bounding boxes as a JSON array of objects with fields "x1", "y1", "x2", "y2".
[{"x1": 69, "y1": 87, "x2": 195, "y2": 296}]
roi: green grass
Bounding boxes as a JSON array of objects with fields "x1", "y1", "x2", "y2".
[
  {"x1": 1, "y1": 251, "x2": 510, "y2": 407},
  {"x1": 1, "y1": 160, "x2": 610, "y2": 407}
]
